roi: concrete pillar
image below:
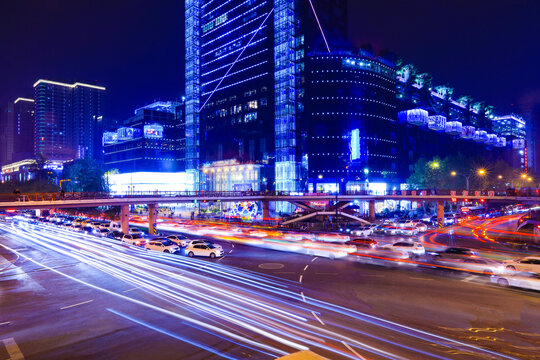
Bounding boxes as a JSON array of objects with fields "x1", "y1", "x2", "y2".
[
  {"x1": 437, "y1": 200, "x2": 445, "y2": 228},
  {"x1": 368, "y1": 200, "x2": 376, "y2": 221},
  {"x1": 148, "y1": 203, "x2": 158, "y2": 235},
  {"x1": 120, "y1": 205, "x2": 129, "y2": 234},
  {"x1": 262, "y1": 200, "x2": 270, "y2": 220}
]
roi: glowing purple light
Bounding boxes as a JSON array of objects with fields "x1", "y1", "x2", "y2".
[{"x1": 308, "y1": 0, "x2": 331, "y2": 53}]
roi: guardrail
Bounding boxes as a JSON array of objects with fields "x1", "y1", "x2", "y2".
[{"x1": 1, "y1": 188, "x2": 540, "y2": 203}]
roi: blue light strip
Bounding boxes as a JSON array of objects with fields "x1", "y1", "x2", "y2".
[
  {"x1": 199, "y1": 8, "x2": 274, "y2": 111},
  {"x1": 202, "y1": 2, "x2": 266, "y2": 38},
  {"x1": 201, "y1": 61, "x2": 268, "y2": 87},
  {"x1": 201, "y1": 72, "x2": 269, "y2": 96},
  {"x1": 201, "y1": 48, "x2": 268, "y2": 77}
]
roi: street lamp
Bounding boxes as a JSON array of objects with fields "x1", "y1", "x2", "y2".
[
  {"x1": 521, "y1": 174, "x2": 527, "y2": 179},
  {"x1": 498, "y1": 175, "x2": 503, "y2": 179},
  {"x1": 431, "y1": 161, "x2": 440, "y2": 169},
  {"x1": 318, "y1": 174, "x2": 323, "y2": 179},
  {"x1": 527, "y1": 177, "x2": 533, "y2": 182},
  {"x1": 451, "y1": 168, "x2": 486, "y2": 191}
]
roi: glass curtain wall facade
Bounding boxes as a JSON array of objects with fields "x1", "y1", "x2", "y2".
[
  {"x1": 0, "y1": 98, "x2": 35, "y2": 166},
  {"x1": 33, "y1": 80, "x2": 105, "y2": 162}
]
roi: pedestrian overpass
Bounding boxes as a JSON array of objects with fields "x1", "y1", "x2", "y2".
[{"x1": 0, "y1": 190, "x2": 537, "y2": 234}]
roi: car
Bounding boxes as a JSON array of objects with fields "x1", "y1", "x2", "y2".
[
  {"x1": 345, "y1": 238, "x2": 377, "y2": 252},
  {"x1": 435, "y1": 247, "x2": 479, "y2": 259},
  {"x1": 107, "y1": 230, "x2": 124, "y2": 240},
  {"x1": 129, "y1": 227, "x2": 144, "y2": 235},
  {"x1": 93, "y1": 228, "x2": 110, "y2": 237},
  {"x1": 188, "y1": 239, "x2": 214, "y2": 246},
  {"x1": 382, "y1": 225, "x2": 401, "y2": 235},
  {"x1": 167, "y1": 234, "x2": 190, "y2": 247},
  {"x1": 399, "y1": 226, "x2": 419, "y2": 236},
  {"x1": 70, "y1": 223, "x2": 83, "y2": 232},
  {"x1": 504, "y1": 256, "x2": 540, "y2": 273},
  {"x1": 185, "y1": 243, "x2": 224, "y2": 258},
  {"x1": 99, "y1": 222, "x2": 111, "y2": 230},
  {"x1": 384, "y1": 241, "x2": 425, "y2": 257},
  {"x1": 492, "y1": 272, "x2": 540, "y2": 290},
  {"x1": 434, "y1": 256, "x2": 504, "y2": 275},
  {"x1": 350, "y1": 225, "x2": 374, "y2": 237},
  {"x1": 145, "y1": 239, "x2": 180, "y2": 253},
  {"x1": 122, "y1": 233, "x2": 146, "y2": 246}
]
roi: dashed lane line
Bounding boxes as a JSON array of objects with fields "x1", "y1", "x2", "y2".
[
  {"x1": 60, "y1": 299, "x2": 93, "y2": 310},
  {"x1": 311, "y1": 256, "x2": 318, "y2": 262},
  {"x1": 303, "y1": 265, "x2": 309, "y2": 271},
  {"x1": 0, "y1": 321, "x2": 11, "y2": 326},
  {"x1": 300, "y1": 292, "x2": 306, "y2": 302},
  {"x1": 2, "y1": 337, "x2": 24, "y2": 360},
  {"x1": 123, "y1": 287, "x2": 139, "y2": 293},
  {"x1": 298, "y1": 274, "x2": 303, "y2": 283},
  {"x1": 311, "y1": 311, "x2": 325, "y2": 326},
  {"x1": 341, "y1": 340, "x2": 367, "y2": 360}
]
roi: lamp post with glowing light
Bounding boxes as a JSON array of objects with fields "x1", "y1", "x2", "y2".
[{"x1": 450, "y1": 168, "x2": 486, "y2": 191}]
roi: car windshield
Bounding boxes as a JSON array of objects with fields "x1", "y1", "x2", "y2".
[
  {"x1": 160, "y1": 240, "x2": 174, "y2": 246},
  {"x1": 132, "y1": 234, "x2": 143, "y2": 239},
  {"x1": 207, "y1": 244, "x2": 217, "y2": 249}
]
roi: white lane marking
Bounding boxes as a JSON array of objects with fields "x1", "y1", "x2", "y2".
[
  {"x1": 228, "y1": 249, "x2": 233, "y2": 253},
  {"x1": 218, "y1": 256, "x2": 226, "y2": 261},
  {"x1": 409, "y1": 277, "x2": 434, "y2": 281},
  {"x1": 231, "y1": 243, "x2": 235, "y2": 248},
  {"x1": 463, "y1": 275, "x2": 479, "y2": 283},
  {"x1": 2, "y1": 337, "x2": 24, "y2": 360},
  {"x1": 60, "y1": 299, "x2": 93, "y2": 310},
  {"x1": 123, "y1": 287, "x2": 138, "y2": 293},
  {"x1": 311, "y1": 256, "x2": 318, "y2": 262},
  {"x1": 303, "y1": 265, "x2": 309, "y2": 271},
  {"x1": 298, "y1": 275, "x2": 303, "y2": 283},
  {"x1": 0, "y1": 321, "x2": 11, "y2": 326},
  {"x1": 311, "y1": 311, "x2": 325, "y2": 325},
  {"x1": 300, "y1": 291, "x2": 306, "y2": 302},
  {"x1": 341, "y1": 340, "x2": 367, "y2": 360}
]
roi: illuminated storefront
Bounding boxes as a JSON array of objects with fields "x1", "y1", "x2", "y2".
[{"x1": 201, "y1": 160, "x2": 262, "y2": 192}]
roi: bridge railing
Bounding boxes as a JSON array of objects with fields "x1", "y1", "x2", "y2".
[{"x1": 1, "y1": 188, "x2": 540, "y2": 203}]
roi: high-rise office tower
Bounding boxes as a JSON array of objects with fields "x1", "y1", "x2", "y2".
[
  {"x1": 0, "y1": 97, "x2": 35, "y2": 166},
  {"x1": 185, "y1": 0, "x2": 347, "y2": 191},
  {"x1": 33, "y1": 79, "x2": 105, "y2": 161}
]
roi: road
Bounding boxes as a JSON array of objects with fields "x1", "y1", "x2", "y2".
[{"x1": 0, "y1": 219, "x2": 539, "y2": 359}]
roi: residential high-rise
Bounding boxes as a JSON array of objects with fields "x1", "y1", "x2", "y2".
[
  {"x1": 0, "y1": 97, "x2": 35, "y2": 166},
  {"x1": 185, "y1": 0, "x2": 347, "y2": 191},
  {"x1": 33, "y1": 79, "x2": 105, "y2": 162}
]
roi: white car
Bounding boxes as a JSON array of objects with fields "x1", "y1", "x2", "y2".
[
  {"x1": 492, "y1": 272, "x2": 540, "y2": 291},
  {"x1": 122, "y1": 233, "x2": 146, "y2": 246},
  {"x1": 504, "y1": 257, "x2": 540, "y2": 273},
  {"x1": 185, "y1": 243, "x2": 224, "y2": 258},
  {"x1": 129, "y1": 227, "x2": 144, "y2": 235},
  {"x1": 145, "y1": 239, "x2": 180, "y2": 253},
  {"x1": 167, "y1": 234, "x2": 190, "y2": 247},
  {"x1": 385, "y1": 241, "x2": 425, "y2": 256},
  {"x1": 350, "y1": 226, "x2": 373, "y2": 237},
  {"x1": 399, "y1": 226, "x2": 419, "y2": 236},
  {"x1": 93, "y1": 228, "x2": 110, "y2": 237},
  {"x1": 435, "y1": 256, "x2": 504, "y2": 275}
]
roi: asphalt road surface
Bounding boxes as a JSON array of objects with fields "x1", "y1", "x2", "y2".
[{"x1": 1, "y1": 219, "x2": 539, "y2": 360}]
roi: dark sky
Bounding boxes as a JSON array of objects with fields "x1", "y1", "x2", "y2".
[{"x1": 1, "y1": 0, "x2": 539, "y2": 121}]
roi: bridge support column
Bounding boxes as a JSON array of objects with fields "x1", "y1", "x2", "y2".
[
  {"x1": 148, "y1": 203, "x2": 158, "y2": 235},
  {"x1": 369, "y1": 200, "x2": 376, "y2": 221},
  {"x1": 262, "y1": 200, "x2": 270, "y2": 220},
  {"x1": 437, "y1": 200, "x2": 444, "y2": 228},
  {"x1": 120, "y1": 205, "x2": 129, "y2": 234}
]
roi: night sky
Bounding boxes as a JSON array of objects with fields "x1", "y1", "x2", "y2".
[{"x1": 1, "y1": 0, "x2": 539, "y2": 122}]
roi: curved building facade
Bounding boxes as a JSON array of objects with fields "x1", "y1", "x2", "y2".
[{"x1": 305, "y1": 51, "x2": 397, "y2": 192}]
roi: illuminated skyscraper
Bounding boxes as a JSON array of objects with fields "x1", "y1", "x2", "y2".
[
  {"x1": 0, "y1": 98, "x2": 35, "y2": 166},
  {"x1": 33, "y1": 79, "x2": 105, "y2": 161},
  {"x1": 185, "y1": 0, "x2": 347, "y2": 191}
]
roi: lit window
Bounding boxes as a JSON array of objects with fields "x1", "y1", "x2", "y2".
[{"x1": 247, "y1": 100, "x2": 258, "y2": 109}]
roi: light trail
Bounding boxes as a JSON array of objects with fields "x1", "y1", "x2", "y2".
[
  {"x1": 0, "y1": 221, "x2": 522, "y2": 360},
  {"x1": 308, "y1": 0, "x2": 331, "y2": 53}
]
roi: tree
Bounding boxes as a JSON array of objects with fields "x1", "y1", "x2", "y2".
[{"x1": 62, "y1": 158, "x2": 108, "y2": 192}]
